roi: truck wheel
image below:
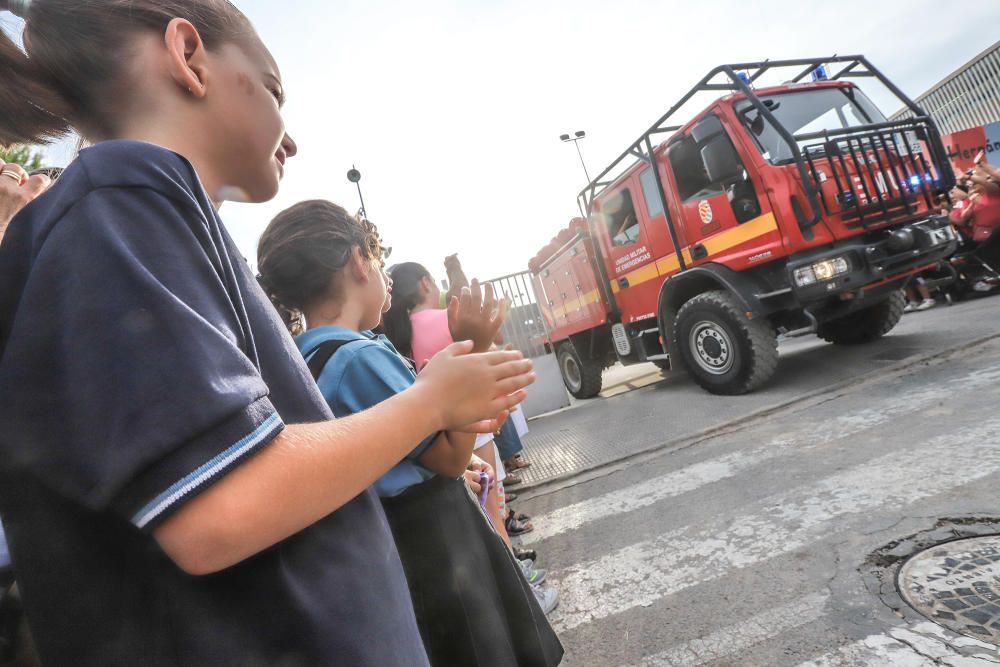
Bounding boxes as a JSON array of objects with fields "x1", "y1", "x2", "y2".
[
  {"x1": 673, "y1": 290, "x2": 778, "y2": 395},
  {"x1": 817, "y1": 291, "x2": 905, "y2": 345},
  {"x1": 557, "y1": 343, "x2": 603, "y2": 399}
]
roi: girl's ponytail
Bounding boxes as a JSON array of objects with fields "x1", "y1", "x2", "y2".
[
  {"x1": 0, "y1": 0, "x2": 73, "y2": 145},
  {"x1": 383, "y1": 263, "x2": 433, "y2": 359},
  {"x1": 257, "y1": 200, "x2": 384, "y2": 336}
]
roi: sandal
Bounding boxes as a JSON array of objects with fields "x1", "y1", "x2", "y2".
[
  {"x1": 503, "y1": 454, "x2": 532, "y2": 470},
  {"x1": 507, "y1": 508, "x2": 532, "y2": 522},
  {"x1": 505, "y1": 512, "x2": 534, "y2": 536},
  {"x1": 504, "y1": 473, "x2": 523, "y2": 487}
]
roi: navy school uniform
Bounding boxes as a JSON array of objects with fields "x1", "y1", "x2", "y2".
[{"x1": 0, "y1": 141, "x2": 428, "y2": 667}]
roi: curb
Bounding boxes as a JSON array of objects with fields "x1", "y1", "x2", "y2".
[{"x1": 514, "y1": 333, "x2": 1000, "y2": 500}]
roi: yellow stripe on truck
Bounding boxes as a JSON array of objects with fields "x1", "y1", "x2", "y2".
[
  {"x1": 550, "y1": 289, "x2": 602, "y2": 319},
  {"x1": 700, "y1": 212, "x2": 778, "y2": 256},
  {"x1": 607, "y1": 211, "x2": 780, "y2": 292}
]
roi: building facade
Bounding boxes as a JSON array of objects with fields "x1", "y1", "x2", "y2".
[{"x1": 891, "y1": 41, "x2": 1000, "y2": 135}]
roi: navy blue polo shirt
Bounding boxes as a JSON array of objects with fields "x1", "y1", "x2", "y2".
[{"x1": 0, "y1": 140, "x2": 428, "y2": 667}]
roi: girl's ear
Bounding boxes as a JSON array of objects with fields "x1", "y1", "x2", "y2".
[
  {"x1": 163, "y1": 18, "x2": 209, "y2": 98},
  {"x1": 348, "y1": 247, "x2": 370, "y2": 283}
]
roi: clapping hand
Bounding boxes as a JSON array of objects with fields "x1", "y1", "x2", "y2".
[
  {"x1": 0, "y1": 161, "x2": 51, "y2": 238},
  {"x1": 447, "y1": 279, "x2": 507, "y2": 353}
]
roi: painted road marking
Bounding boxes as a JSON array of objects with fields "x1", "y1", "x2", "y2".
[
  {"x1": 549, "y1": 420, "x2": 1000, "y2": 633},
  {"x1": 522, "y1": 364, "x2": 1000, "y2": 546},
  {"x1": 794, "y1": 622, "x2": 999, "y2": 666},
  {"x1": 628, "y1": 592, "x2": 830, "y2": 667}
]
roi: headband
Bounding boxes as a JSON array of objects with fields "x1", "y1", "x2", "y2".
[{"x1": 8, "y1": 0, "x2": 31, "y2": 18}]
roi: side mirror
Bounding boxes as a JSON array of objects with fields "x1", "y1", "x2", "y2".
[{"x1": 701, "y1": 137, "x2": 742, "y2": 184}]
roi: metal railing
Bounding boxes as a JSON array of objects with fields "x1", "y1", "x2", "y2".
[{"x1": 485, "y1": 271, "x2": 550, "y2": 359}]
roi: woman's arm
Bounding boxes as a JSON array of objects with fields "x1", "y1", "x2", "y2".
[{"x1": 154, "y1": 343, "x2": 533, "y2": 575}]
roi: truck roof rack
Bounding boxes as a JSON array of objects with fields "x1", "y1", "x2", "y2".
[{"x1": 577, "y1": 56, "x2": 936, "y2": 229}]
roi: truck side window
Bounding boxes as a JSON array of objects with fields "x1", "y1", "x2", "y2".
[
  {"x1": 639, "y1": 168, "x2": 665, "y2": 220},
  {"x1": 669, "y1": 122, "x2": 760, "y2": 224},
  {"x1": 667, "y1": 138, "x2": 712, "y2": 201},
  {"x1": 604, "y1": 188, "x2": 640, "y2": 247}
]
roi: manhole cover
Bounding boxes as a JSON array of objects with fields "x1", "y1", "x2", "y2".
[{"x1": 898, "y1": 535, "x2": 1000, "y2": 645}]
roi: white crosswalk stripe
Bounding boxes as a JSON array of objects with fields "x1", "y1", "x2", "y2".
[
  {"x1": 522, "y1": 364, "x2": 1000, "y2": 546},
  {"x1": 548, "y1": 419, "x2": 1000, "y2": 633},
  {"x1": 793, "y1": 622, "x2": 999, "y2": 666},
  {"x1": 628, "y1": 592, "x2": 830, "y2": 666}
]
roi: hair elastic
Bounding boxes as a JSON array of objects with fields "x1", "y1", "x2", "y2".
[{"x1": 8, "y1": 0, "x2": 31, "y2": 18}]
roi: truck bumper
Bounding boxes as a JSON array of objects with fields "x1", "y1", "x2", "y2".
[{"x1": 787, "y1": 216, "x2": 958, "y2": 304}]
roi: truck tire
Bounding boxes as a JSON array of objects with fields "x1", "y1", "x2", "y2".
[
  {"x1": 817, "y1": 291, "x2": 905, "y2": 346},
  {"x1": 673, "y1": 290, "x2": 778, "y2": 395},
  {"x1": 557, "y1": 343, "x2": 603, "y2": 399}
]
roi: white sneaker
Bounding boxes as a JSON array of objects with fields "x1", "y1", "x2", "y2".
[
  {"x1": 518, "y1": 557, "x2": 546, "y2": 585},
  {"x1": 532, "y1": 584, "x2": 559, "y2": 615},
  {"x1": 903, "y1": 301, "x2": 917, "y2": 313},
  {"x1": 973, "y1": 281, "x2": 994, "y2": 292},
  {"x1": 915, "y1": 298, "x2": 936, "y2": 311}
]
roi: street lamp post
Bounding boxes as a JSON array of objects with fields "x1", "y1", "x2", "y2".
[
  {"x1": 346, "y1": 165, "x2": 368, "y2": 219},
  {"x1": 560, "y1": 130, "x2": 592, "y2": 184}
]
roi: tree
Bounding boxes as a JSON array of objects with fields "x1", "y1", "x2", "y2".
[{"x1": 0, "y1": 145, "x2": 44, "y2": 172}]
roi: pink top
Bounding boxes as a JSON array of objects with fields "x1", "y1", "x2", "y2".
[{"x1": 409, "y1": 308, "x2": 453, "y2": 371}]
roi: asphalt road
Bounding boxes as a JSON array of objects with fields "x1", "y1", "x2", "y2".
[
  {"x1": 516, "y1": 305, "x2": 1000, "y2": 665},
  {"x1": 516, "y1": 296, "x2": 1000, "y2": 488}
]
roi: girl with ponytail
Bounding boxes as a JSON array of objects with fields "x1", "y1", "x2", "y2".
[
  {"x1": 257, "y1": 201, "x2": 563, "y2": 667},
  {"x1": 0, "y1": 3, "x2": 535, "y2": 665}
]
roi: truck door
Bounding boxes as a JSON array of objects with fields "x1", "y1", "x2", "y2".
[
  {"x1": 596, "y1": 180, "x2": 659, "y2": 324},
  {"x1": 664, "y1": 113, "x2": 780, "y2": 270}
]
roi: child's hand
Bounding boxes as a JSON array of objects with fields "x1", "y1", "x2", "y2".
[
  {"x1": 467, "y1": 454, "x2": 495, "y2": 486},
  {"x1": 452, "y1": 410, "x2": 509, "y2": 435},
  {"x1": 464, "y1": 454, "x2": 495, "y2": 494},
  {"x1": 464, "y1": 469, "x2": 484, "y2": 494},
  {"x1": 447, "y1": 279, "x2": 507, "y2": 353},
  {"x1": 414, "y1": 341, "x2": 534, "y2": 431}
]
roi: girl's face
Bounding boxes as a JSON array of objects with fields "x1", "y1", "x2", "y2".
[
  {"x1": 205, "y1": 41, "x2": 296, "y2": 202},
  {"x1": 360, "y1": 258, "x2": 392, "y2": 331}
]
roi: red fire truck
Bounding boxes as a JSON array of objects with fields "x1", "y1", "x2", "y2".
[{"x1": 530, "y1": 56, "x2": 958, "y2": 397}]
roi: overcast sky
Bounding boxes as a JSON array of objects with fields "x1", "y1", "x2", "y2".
[{"x1": 14, "y1": 1, "x2": 1000, "y2": 283}]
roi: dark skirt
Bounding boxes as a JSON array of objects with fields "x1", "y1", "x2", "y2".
[{"x1": 381, "y1": 476, "x2": 563, "y2": 667}]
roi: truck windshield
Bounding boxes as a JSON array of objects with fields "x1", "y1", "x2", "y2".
[{"x1": 737, "y1": 87, "x2": 887, "y2": 164}]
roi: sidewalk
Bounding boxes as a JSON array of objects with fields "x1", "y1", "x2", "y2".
[{"x1": 513, "y1": 297, "x2": 1000, "y2": 490}]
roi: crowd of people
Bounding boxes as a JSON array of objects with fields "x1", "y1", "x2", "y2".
[
  {"x1": 904, "y1": 156, "x2": 1000, "y2": 312},
  {"x1": 0, "y1": 1, "x2": 561, "y2": 666}
]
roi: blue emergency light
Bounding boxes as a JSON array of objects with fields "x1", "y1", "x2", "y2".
[
  {"x1": 811, "y1": 65, "x2": 829, "y2": 81},
  {"x1": 736, "y1": 71, "x2": 751, "y2": 86}
]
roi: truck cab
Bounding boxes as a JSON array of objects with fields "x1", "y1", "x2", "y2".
[{"x1": 532, "y1": 57, "x2": 957, "y2": 397}]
